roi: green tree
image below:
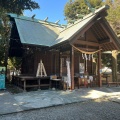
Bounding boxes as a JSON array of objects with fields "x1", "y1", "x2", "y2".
[
  {"x1": 8, "y1": 57, "x2": 22, "y2": 70},
  {"x1": 64, "y1": 0, "x2": 103, "y2": 23},
  {"x1": 64, "y1": 0, "x2": 120, "y2": 36},
  {"x1": 0, "y1": 0, "x2": 40, "y2": 77},
  {"x1": 103, "y1": 0, "x2": 120, "y2": 72},
  {"x1": 0, "y1": 8, "x2": 10, "y2": 66},
  {"x1": 104, "y1": 0, "x2": 120, "y2": 37},
  {"x1": 0, "y1": 0, "x2": 40, "y2": 15}
]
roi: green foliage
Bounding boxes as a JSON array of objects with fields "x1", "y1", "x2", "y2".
[
  {"x1": 101, "y1": 54, "x2": 112, "y2": 68},
  {"x1": 0, "y1": 0, "x2": 40, "y2": 15},
  {"x1": 104, "y1": 0, "x2": 120, "y2": 37},
  {"x1": 0, "y1": 8, "x2": 10, "y2": 66},
  {"x1": 64, "y1": 0, "x2": 120, "y2": 36},
  {"x1": 0, "y1": 40, "x2": 5, "y2": 66},
  {"x1": 117, "y1": 54, "x2": 120, "y2": 72},
  {"x1": 8, "y1": 57, "x2": 22, "y2": 70},
  {"x1": 64, "y1": 0, "x2": 103, "y2": 22},
  {"x1": 103, "y1": 0, "x2": 120, "y2": 71},
  {"x1": 0, "y1": 0, "x2": 40, "y2": 68},
  {"x1": 102, "y1": 53, "x2": 120, "y2": 72}
]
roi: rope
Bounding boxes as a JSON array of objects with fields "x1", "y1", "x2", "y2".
[{"x1": 71, "y1": 44, "x2": 102, "y2": 54}]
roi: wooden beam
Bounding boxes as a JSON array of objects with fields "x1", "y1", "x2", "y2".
[
  {"x1": 70, "y1": 20, "x2": 96, "y2": 44},
  {"x1": 59, "y1": 52, "x2": 60, "y2": 76},
  {"x1": 100, "y1": 20, "x2": 119, "y2": 50},
  {"x1": 60, "y1": 53, "x2": 62, "y2": 76},
  {"x1": 101, "y1": 44, "x2": 107, "y2": 51},
  {"x1": 99, "y1": 39, "x2": 110, "y2": 44},
  {"x1": 92, "y1": 24, "x2": 105, "y2": 40},
  {"x1": 54, "y1": 54, "x2": 56, "y2": 74},
  {"x1": 74, "y1": 40, "x2": 100, "y2": 47},
  {"x1": 100, "y1": 23, "x2": 112, "y2": 41},
  {"x1": 101, "y1": 42, "x2": 117, "y2": 51},
  {"x1": 101, "y1": 41, "x2": 112, "y2": 45},
  {"x1": 102, "y1": 43, "x2": 110, "y2": 51},
  {"x1": 70, "y1": 46, "x2": 74, "y2": 90},
  {"x1": 77, "y1": 47, "x2": 97, "y2": 52},
  {"x1": 97, "y1": 46, "x2": 102, "y2": 87}
]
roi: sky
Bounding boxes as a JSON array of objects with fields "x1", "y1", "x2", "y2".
[{"x1": 24, "y1": 0, "x2": 69, "y2": 25}]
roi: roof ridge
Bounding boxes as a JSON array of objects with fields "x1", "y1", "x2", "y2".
[
  {"x1": 8, "y1": 13, "x2": 66, "y2": 28},
  {"x1": 60, "y1": 5, "x2": 109, "y2": 33}
]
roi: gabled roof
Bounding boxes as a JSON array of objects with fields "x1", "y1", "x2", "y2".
[
  {"x1": 9, "y1": 13, "x2": 64, "y2": 46},
  {"x1": 9, "y1": 5, "x2": 120, "y2": 50},
  {"x1": 50, "y1": 5, "x2": 109, "y2": 46}
]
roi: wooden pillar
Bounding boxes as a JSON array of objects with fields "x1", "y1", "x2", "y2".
[
  {"x1": 60, "y1": 52, "x2": 62, "y2": 77},
  {"x1": 54, "y1": 54, "x2": 56, "y2": 74},
  {"x1": 112, "y1": 50, "x2": 118, "y2": 82},
  {"x1": 59, "y1": 51, "x2": 61, "y2": 76},
  {"x1": 70, "y1": 46, "x2": 74, "y2": 90},
  {"x1": 97, "y1": 48, "x2": 102, "y2": 87}
]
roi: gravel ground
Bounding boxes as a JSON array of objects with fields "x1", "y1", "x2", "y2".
[{"x1": 0, "y1": 98, "x2": 120, "y2": 120}]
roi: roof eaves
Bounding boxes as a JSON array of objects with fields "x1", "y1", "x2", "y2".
[
  {"x1": 22, "y1": 42, "x2": 49, "y2": 47},
  {"x1": 104, "y1": 19, "x2": 120, "y2": 50},
  {"x1": 47, "y1": 40, "x2": 69, "y2": 50}
]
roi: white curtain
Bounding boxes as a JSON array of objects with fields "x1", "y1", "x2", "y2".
[{"x1": 66, "y1": 61, "x2": 71, "y2": 87}]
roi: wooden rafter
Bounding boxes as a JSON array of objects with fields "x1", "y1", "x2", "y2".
[
  {"x1": 76, "y1": 47, "x2": 97, "y2": 52},
  {"x1": 99, "y1": 39, "x2": 110, "y2": 44},
  {"x1": 91, "y1": 27, "x2": 100, "y2": 40},
  {"x1": 100, "y1": 20, "x2": 119, "y2": 50},
  {"x1": 102, "y1": 43, "x2": 109, "y2": 51},
  {"x1": 70, "y1": 20, "x2": 96, "y2": 44},
  {"x1": 110, "y1": 43, "x2": 116, "y2": 50},
  {"x1": 91, "y1": 22, "x2": 109, "y2": 42},
  {"x1": 74, "y1": 40, "x2": 100, "y2": 47},
  {"x1": 96, "y1": 23, "x2": 108, "y2": 38},
  {"x1": 92, "y1": 24, "x2": 105, "y2": 40},
  {"x1": 107, "y1": 43, "x2": 112, "y2": 50},
  {"x1": 101, "y1": 42, "x2": 117, "y2": 51}
]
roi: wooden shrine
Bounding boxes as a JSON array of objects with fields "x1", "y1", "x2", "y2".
[{"x1": 9, "y1": 5, "x2": 120, "y2": 90}]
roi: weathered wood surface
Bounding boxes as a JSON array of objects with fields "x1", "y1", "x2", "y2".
[{"x1": 12, "y1": 75, "x2": 50, "y2": 91}]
